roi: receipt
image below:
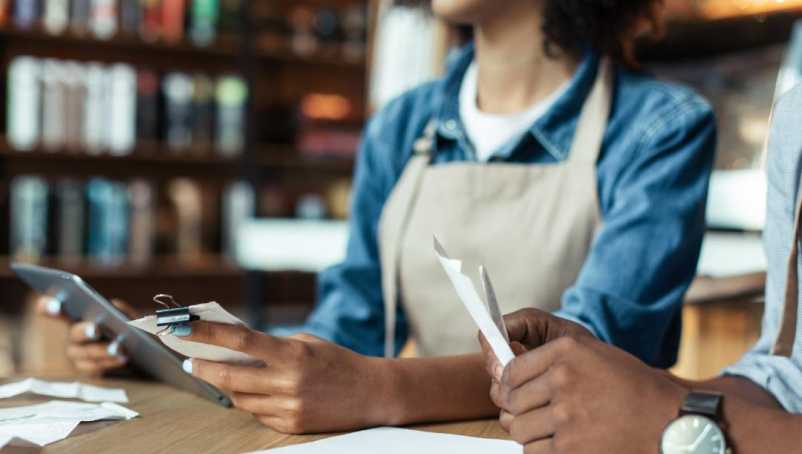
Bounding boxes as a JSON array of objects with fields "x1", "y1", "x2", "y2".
[
  {"x1": 0, "y1": 421, "x2": 80, "y2": 448},
  {"x1": 0, "y1": 378, "x2": 128, "y2": 403},
  {"x1": 434, "y1": 238, "x2": 515, "y2": 366},
  {"x1": 0, "y1": 400, "x2": 138, "y2": 424},
  {"x1": 128, "y1": 302, "x2": 264, "y2": 366}
]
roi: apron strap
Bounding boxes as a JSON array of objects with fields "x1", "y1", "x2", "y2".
[
  {"x1": 381, "y1": 120, "x2": 436, "y2": 358},
  {"x1": 771, "y1": 178, "x2": 802, "y2": 356},
  {"x1": 568, "y1": 57, "x2": 614, "y2": 165}
]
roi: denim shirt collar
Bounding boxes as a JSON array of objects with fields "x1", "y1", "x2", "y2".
[{"x1": 432, "y1": 42, "x2": 601, "y2": 162}]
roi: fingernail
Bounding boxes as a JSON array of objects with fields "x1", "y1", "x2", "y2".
[
  {"x1": 107, "y1": 341, "x2": 119, "y2": 356},
  {"x1": 182, "y1": 359, "x2": 193, "y2": 374},
  {"x1": 46, "y1": 299, "x2": 62, "y2": 315},
  {"x1": 171, "y1": 325, "x2": 192, "y2": 337},
  {"x1": 494, "y1": 365, "x2": 503, "y2": 381},
  {"x1": 85, "y1": 324, "x2": 97, "y2": 340}
]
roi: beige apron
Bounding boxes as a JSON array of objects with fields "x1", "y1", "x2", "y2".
[
  {"x1": 378, "y1": 58, "x2": 613, "y2": 358},
  {"x1": 772, "y1": 179, "x2": 802, "y2": 356}
]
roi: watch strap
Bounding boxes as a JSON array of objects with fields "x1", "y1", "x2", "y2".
[{"x1": 680, "y1": 390, "x2": 722, "y2": 420}]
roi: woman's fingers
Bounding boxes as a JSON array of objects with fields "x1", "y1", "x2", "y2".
[
  {"x1": 189, "y1": 359, "x2": 278, "y2": 394},
  {"x1": 73, "y1": 356, "x2": 127, "y2": 375},
  {"x1": 35, "y1": 296, "x2": 70, "y2": 321},
  {"x1": 500, "y1": 410, "x2": 514, "y2": 432},
  {"x1": 69, "y1": 322, "x2": 101, "y2": 344},
  {"x1": 177, "y1": 322, "x2": 283, "y2": 360}
]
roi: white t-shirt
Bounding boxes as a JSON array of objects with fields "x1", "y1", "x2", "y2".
[{"x1": 459, "y1": 61, "x2": 568, "y2": 162}]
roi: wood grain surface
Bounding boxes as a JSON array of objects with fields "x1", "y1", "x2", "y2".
[{"x1": 1, "y1": 377, "x2": 510, "y2": 454}]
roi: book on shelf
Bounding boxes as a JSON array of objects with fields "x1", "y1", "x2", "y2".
[
  {"x1": 140, "y1": 0, "x2": 163, "y2": 42},
  {"x1": 55, "y1": 179, "x2": 86, "y2": 265},
  {"x1": 70, "y1": 0, "x2": 92, "y2": 35},
  {"x1": 44, "y1": 0, "x2": 70, "y2": 35},
  {"x1": 128, "y1": 179, "x2": 156, "y2": 267},
  {"x1": 41, "y1": 59, "x2": 68, "y2": 152},
  {"x1": 83, "y1": 62, "x2": 106, "y2": 154},
  {"x1": 190, "y1": 0, "x2": 219, "y2": 47},
  {"x1": 64, "y1": 61, "x2": 87, "y2": 151},
  {"x1": 13, "y1": 0, "x2": 39, "y2": 29},
  {"x1": 215, "y1": 75, "x2": 247, "y2": 157},
  {"x1": 162, "y1": 0, "x2": 187, "y2": 43},
  {"x1": 136, "y1": 69, "x2": 160, "y2": 142},
  {"x1": 120, "y1": 0, "x2": 142, "y2": 36},
  {"x1": 10, "y1": 176, "x2": 49, "y2": 262},
  {"x1": 168, "y1": 178, "x2": 203, "y2": 261},
  {"x1": 106, "y1": 63, "x2": 137, "y2": 156},
  {"x1": 7, "y1": 56, "x2": 41, "y2": 151},
  {"x1": 222, "y1": 180, "x2": 254, "y2": 261},
  {"x1": 91, "y1": 0, "x2": 120, "y2": 40},
  {"x1": 87, "y1": 178, "x2": 129, "y2": 266},
  {"x1": 192, "y1": 73, "x2": 215, "y2": 147},
  {"x1": 163, "y1": 72, "x2": 195, "y2": 152}
]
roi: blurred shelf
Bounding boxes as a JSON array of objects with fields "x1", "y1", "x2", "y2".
[
  {"x1": 0, "y1": 139, "x2": 355, "y2": 176},
  {"x1": 0, "y1": 27, "x2": 365, "y2": 67},
  {"x1": 0, "y1": 254, "x2": 244, "y2": 280}
]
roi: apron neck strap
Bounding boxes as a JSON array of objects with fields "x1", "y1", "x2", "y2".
[
  {"x1": 568, "y1": 57, "x2": 614, "y2": 165},
  {"x1": 772, "y1": 178, "x2": 802, "y2": 356}
]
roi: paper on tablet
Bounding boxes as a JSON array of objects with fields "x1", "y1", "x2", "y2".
[
  {"x1": 433, "y1": 238, "x2": 515, "y2": 366},
  {"x1": 128, "y1": 302, "x2": 264, "y2": 367},
  {"x1": 0, "y1": 378, "x2": 128, "y2": 403}
]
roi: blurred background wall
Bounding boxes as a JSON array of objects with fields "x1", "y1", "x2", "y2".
[{"x1": 0, "y1": 0, "x2": 799, "y2": 380}]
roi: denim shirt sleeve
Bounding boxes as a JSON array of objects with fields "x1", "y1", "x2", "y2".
[
  {"x1": 297, "y1": 113, "x2": 410, "y2": 357},
  {"x1": 555, "y1": 99, "x2": 716, "y2": 368}
]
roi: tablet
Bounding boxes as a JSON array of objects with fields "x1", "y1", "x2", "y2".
[{"x1": 12, "y1": 262, "x2": 232, "y2": 407}]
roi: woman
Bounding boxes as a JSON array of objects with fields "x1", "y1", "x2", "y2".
[{"x1": 40, "y1": 0, "x2": 715, "y2": 433}]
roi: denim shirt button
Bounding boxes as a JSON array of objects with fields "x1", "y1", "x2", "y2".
[{"x1": 444, "y1": 119, "x2": 457, "y2": 131}]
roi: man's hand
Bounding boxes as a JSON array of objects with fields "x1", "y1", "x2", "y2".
[
  {"x1": 36, "y1": 296, "x2": 141, "y2": 376},
  {"x1": 480, "y1": 308, "x2": 594, "y2": 431},
  {"x1": 177, "y1": 322, "x2": 392, "y2": 434},
  {"x1": 481, "y1": 309, "x2": 688, "y2": 454}
]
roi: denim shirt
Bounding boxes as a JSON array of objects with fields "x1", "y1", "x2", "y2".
[{"x1": 298, "y1": 44, "x2": 716, "y2": 368}]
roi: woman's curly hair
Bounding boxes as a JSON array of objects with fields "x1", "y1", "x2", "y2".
[
  {"x1": 541, "y1": 0, "x2": 664, "y2": 65},
  {"x1": 401, "y1": 1, "x2": 664, "y2": 66}
]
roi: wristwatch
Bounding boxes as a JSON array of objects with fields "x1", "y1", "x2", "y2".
[{"x1": 659, "y1": 391, "x2": 731, "y2": 454}]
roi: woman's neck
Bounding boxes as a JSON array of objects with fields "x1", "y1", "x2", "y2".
[{"x1": 473, "y1": 4, "x2": 580, "y2": 115}]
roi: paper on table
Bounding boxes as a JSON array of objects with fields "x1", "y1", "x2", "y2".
[
  {"x1": 128, "y1": 302, "x2": 264, "y2": 366},
  {"x1": 0, "y1": 378, "x2": 128, "y2": 403},
  {"x1": 247, "y1": 427, "x2": 520, "y2": 454},
  {"x1": 0, "y1": 400, "x2": 138, "y2": 424},
  {"x1": 0, "y1": 421, "x2": 80, "y2": 448},
  {"x1": 434, "y1": 237, "x2": 515, "y2": 366}
]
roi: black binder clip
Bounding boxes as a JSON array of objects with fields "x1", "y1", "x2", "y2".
[{"x1": 154, "y1": 294, "x2": 199, "y2": 328}]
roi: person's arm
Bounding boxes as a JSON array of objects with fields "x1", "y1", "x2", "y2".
[
  {"x1": 482, "y1": 309, "x2": 802, "y2": 454},
  {"x1": 556, "y1": 98, "x2": 716, "y2": 367}
]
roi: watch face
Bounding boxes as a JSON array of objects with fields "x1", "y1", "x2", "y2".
[{"x1": 660, "y1": 415, "x2": 726, "y2": 454}]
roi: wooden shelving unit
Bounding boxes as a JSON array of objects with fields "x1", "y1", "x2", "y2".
[{"x1": 0, "y1": 1, "x2": 368, "y2": 329}]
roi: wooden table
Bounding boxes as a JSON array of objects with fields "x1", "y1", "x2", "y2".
[{"x1": 1, "y1": 377, "x2": 510, "y2": 454}]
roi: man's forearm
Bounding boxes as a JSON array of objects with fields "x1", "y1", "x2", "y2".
[
  {"x1": 378, "y1": 353, "x2": 498, "y2": 426},
  {"x1": 662, "y1": 373, "x2": 802, "y2": 453}
]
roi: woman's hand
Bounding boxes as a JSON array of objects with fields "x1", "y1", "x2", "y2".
[
  {"x1": 481, "y1": 308, "x2": 688, "y2": 454},
  {"x1": 36, "y1": 296, "x2": 141, "y2": 376},
  {"x1": 177, "y1": 321, "x2": 392, "y2": 434}
]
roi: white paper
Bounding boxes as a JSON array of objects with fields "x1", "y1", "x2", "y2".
[
  {"x1": 0, "y1": 400, "x2": 138, "y2": 424},
  {"x1": 0, "y1": 421, "x2": 80, "y2": 447},
  {"x1": 0, "y1": 378, "x2": 128, "y2": 403},
  {"x1": 248, "y1": 427, "x2": 520, "y2": 454},
  {"x1": 434, "y1": 238, "x2": 515, "y2": 366},
  {"x1": 128, "y1": 302, "x2": 264, "y2": 366}
]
